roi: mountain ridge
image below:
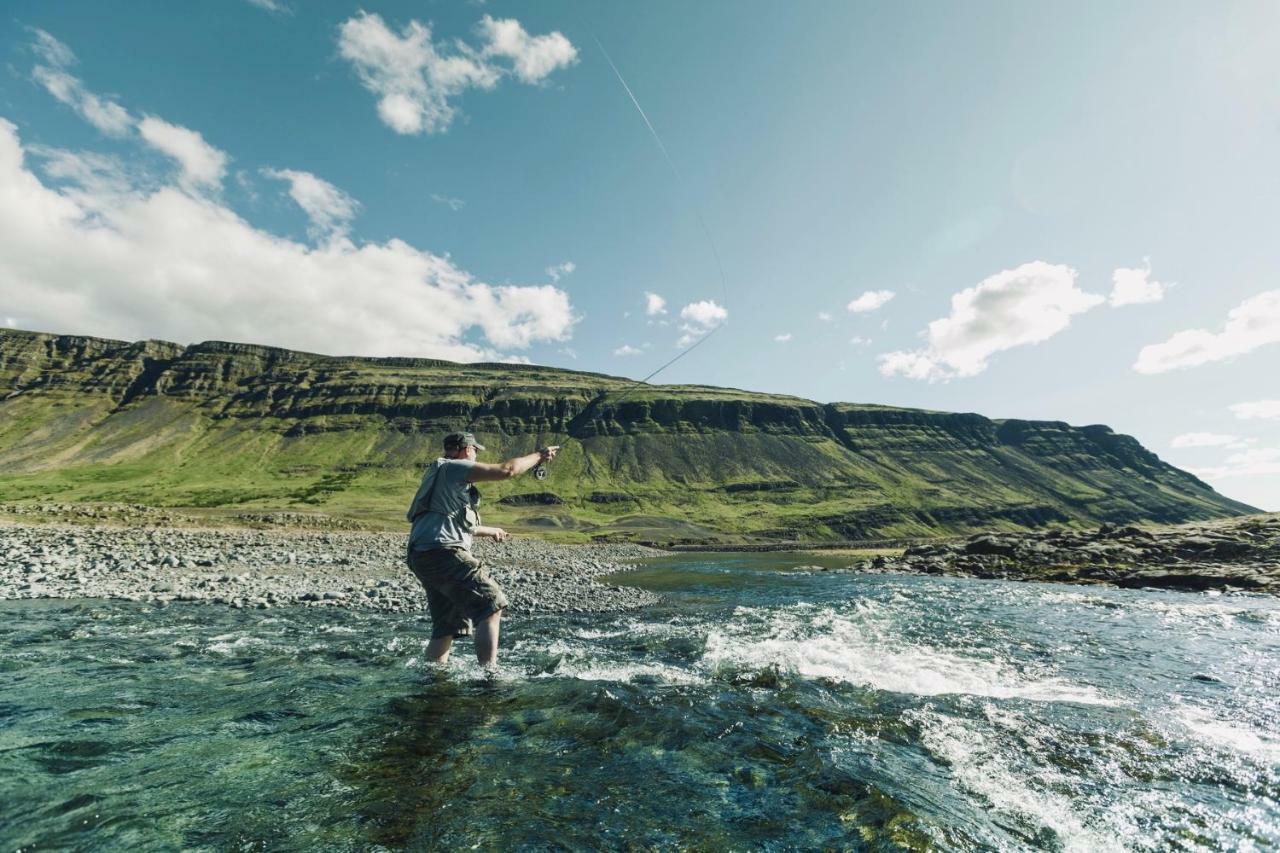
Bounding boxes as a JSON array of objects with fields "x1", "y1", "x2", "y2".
[{"x1": 0, "y1": 327, "x2": 1256, "y2": 543}]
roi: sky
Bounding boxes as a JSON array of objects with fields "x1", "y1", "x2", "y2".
[{"x1": 0, "y1": 0, "x2": 1277, "y2": 510}]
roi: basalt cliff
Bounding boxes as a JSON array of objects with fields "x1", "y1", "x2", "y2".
[{"x1": 0, "y1": 328, "x2": 1256, "y2": 543}]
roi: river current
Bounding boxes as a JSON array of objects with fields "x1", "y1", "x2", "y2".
[{"x1": 3, "y1": 553, "x2": 1278, "y2": 851}]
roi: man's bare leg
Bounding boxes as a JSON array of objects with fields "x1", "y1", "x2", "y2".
[
  {"x1": 474, "y1": 610, "x2": 502, "y2": 666},
  {"x1": 426, "y1": 635, "x2": 453, "y2": 663}
]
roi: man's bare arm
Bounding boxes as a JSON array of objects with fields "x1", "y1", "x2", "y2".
[{"x1": 466, "y1": 446, "x2": 559, "y2": 483}]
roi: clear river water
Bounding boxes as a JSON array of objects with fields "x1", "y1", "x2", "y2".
[{"x1": 2, "y1": 552, "x2": 1278, "y2": 851}]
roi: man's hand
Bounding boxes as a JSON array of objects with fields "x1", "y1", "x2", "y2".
[
  {"x1": 539, "y1": 445, "x2": 560, "y2": 464},
  {"x1": 476, "y1": 525, "x2": 510, "y2": 543}
]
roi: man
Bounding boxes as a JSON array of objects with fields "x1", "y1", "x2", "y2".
[{"x1": 405, "y1": 431, "x2": 558, "y2": 667}]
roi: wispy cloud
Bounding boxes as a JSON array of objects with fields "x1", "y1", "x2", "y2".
[
  {"x1": 1135, "y1": 289, "x2": 1280, "y2": 374},
  {"x1": 817, "y1": 311, "x2": 833, "y2": 322},
  {"x1": 261, "y1": 168, "x2": 361, "y2": 242},
  {"x1": 613, "y1": 344, "x2": 643, "y2": 356},
  {"x1": 879, "y1": 261, "x2": 1103, "y2": 382},
  {"x1": 29, "y1": 29, "x2": 132, "y2": 136},
  {"x1": 1231, "y1": 399, "x2": 1280, "y2": 421},
  {"x1": 1109, "y1": 258, "x2": 1167, "y2": 307},
  {"x1": 774, "y1": 333, "x2": 792, "y2": 343},
  {"x1": 430, "y1": 193, "x2": 465, "y2": 211},
  {"x1": 1190, "y1": 447, "x2": 1280, "y2": 480},
  {"x1": 1170, "y1": 432, "x2": 1250, "y2": 449},
  {"x1": 847, "y1": 289, "x2": 895, "y2": 313},
  {"x1": 545, "y1": 261, "x2": 575, "y2": 282},
  {"x1": 245, "y1": 0, "x2": 291, "y2": 13},
  {"x1": 336, "y1": 12, "x2": 576, "y2": 136},
  {"x1": 137, "y1": 116, "x2": 228, "y2": 192}
]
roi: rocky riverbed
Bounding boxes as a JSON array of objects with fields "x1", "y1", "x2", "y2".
[
  {"x1": 852, "y1": 513, "x2": 1280, "y2": 593},
  {"x1": 0, "y1": 522, "x2": 662, "y2": 613}
]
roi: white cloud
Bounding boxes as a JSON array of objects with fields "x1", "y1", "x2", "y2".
[
  {"x1": 847, "y1": 289, "x2": 895, "y2": 313},
  {"x1": 545, "y1": 261, "x2": 576, "y2": 281},
  {"x1": 29, "y1": 29, "x2": 132, "y2": 137},
  {"x1": 262, "y1": 168, "x2": 360, "y2": 242},
  {"x1": 878, "y1": 261, "x2": 1104, "y2": 382},
  {"x1": 0, "y1": 118, "x2": 576, "y2": 361},
  {"x1": 477, "y1": 15, "x2": 578, "y2": 84},
  {"x1": 614, "y1": 344, "x2": 643, "y2": 356},
  {"x1": 1109, "y1": 259, "x2": 1166, "y2": 307},
  {"x1": 850, "y1": 336, "x2": 871, "y2": 346},
  {"x1": 1134, "y1": 290, "x2": 1280, "y2": 374},
  {"x1": 1190, "y1": 447, "x2": 1280, "y2": 480},
  {"x1": 644, "y1": 292, "x2": 666, "y2": 316},
  {"x1": 245, "y1": 0, "x2": 290, "y2": 13},
  {"x1": 1170, "y1": 432, "x2": 1244, "y2": 448},
  {"x1": 336, "y1": 12, "x2": 575, "y2": 136},
  {"x1": 137, "y1": 117, "x2": 228, "y2": 192},
  {"x1": 774, "y1": 333, "x2": 792, "y2": 343},
  {"x1": 677, "y1": 299, "x2": 728, "y2": 347},
  {"x1": 430, "y1": 193, "x2": 465, "y2": 211},
  {"x1": 817, "y1": 311, "x2": 833, "y2": 322},
  {"x1": 1231, "y1": 399, "x2": 1280, "y2": 421}
]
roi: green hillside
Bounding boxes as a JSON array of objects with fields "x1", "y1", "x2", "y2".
[{"x1": 0, "y1": 328, "x2": 1256, "y2": 543}]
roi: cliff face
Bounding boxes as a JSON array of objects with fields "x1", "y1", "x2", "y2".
[{"x1": 0, "y1": 328, "x2": 1256, "y2": 543}]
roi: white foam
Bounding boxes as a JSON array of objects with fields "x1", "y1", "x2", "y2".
[
  {"x1": 907, "y1": 707, "x2": 1127, "y2": 852},
  {"x1": 699, "y1": 602, "x2": 1114, "y2": 705},
  {"x1": 1171, "y1": 706, "x2": 1280, "y2": 764}
]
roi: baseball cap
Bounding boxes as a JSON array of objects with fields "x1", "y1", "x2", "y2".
[{"x1": 443, "y1": 431, "x2": 486, "y2": 452}]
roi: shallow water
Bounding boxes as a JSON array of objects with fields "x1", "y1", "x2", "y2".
[{"x1": 2, "y1": 554, "x2": 1278, "y2": 851}]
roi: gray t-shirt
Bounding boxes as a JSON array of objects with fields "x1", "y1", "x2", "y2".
[{"x1": 406, "y1": 457, "x2": 476, "y2": 553}]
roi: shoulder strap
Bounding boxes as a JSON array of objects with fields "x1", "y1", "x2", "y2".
[{"x1": 408, "y1": 460, "x2": 448, "y2": 523}]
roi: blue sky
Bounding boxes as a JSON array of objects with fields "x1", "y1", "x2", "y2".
[{"x1": 1, "y1": 1, "x2": 1277, "y2": 510}]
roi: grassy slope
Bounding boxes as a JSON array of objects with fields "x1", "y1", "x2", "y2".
[{"x1": 0, "y1": 329, "x2": 1256, "y2": 543}]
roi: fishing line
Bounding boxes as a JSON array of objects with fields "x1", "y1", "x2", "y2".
[{"x1": 588, "y1": 34, "x2": 731, "y2": 407}]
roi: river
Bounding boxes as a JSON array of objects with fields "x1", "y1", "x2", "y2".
[{"x1": 3, "y1": 552, "x2": 1278, "y2": 850}]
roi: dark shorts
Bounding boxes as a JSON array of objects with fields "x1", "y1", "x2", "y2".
[{"x1": 407, "y1": 547, "x2": 509, "y2": 640}]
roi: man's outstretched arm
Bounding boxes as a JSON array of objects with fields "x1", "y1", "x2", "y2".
[{"x1": 466, "y1": 446, "x2": 559, "y2": 483}]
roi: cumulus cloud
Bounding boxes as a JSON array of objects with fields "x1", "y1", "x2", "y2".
[
  {"x1": 878, "y1": 261, "x2": 1104, "y2": 382},
  {"x1": 261, "y1": 168, "x2": 360, "y2": 242},
  {"x1": 774, "y1": 333, "x2": 792, "y2": 343},
  {"x1": 1170, "y1": 432, "x2": 1245, "y2": 448},
  {"x1": 847, "y1": 289, "x2": 895, "y2": 313},
  {"x1": 613, "y1": 344, "x2": 643, "y2": 356},
  {"x1": 850, "y1": 336, "x2": 871, "y2": 346},
  {"x1": 1109, "y1": 259, "x2": 1166, "y2": 307},
  {"x1": 644, "y1": 292, "x2": 666, "y2": 316},
  {"x1": 817, "y1": 311, "x2": 833, "y2": 322},
  {"x1": 29, "y1": 29, "x2": 132, "y2": 137},
  {"x1": 477, "y1": 15, "x2": 578, "y2": 84},
  {"x1": 137, "y1": 117, "x2": 228, "y2": 192},
  {"x1": 1134, "y1": 289, "x2": 1280, "y2": 374},
  {"x1": 677, "y1": 299, "x2": 727, "y2": 347},
  {"x1": 0, "y1": 119, "x2": 576, "y2": 361},
  {"x1": 545, "y1": 261, "x2": 575, "y2": 282},
  {"x1": 1231, "y1": 399, "x2": 1280, "y2": 421},
  {"x1": 336, "y1": 12, "x2": 575, "y2": 136}
]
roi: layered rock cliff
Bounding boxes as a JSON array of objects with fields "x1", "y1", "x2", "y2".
[{"x1": 0, "y1": 328, "x2": 1256, "y2": 543}]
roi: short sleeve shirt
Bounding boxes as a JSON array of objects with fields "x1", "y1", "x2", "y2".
[{"x1": 407, "y1": 457, "x2": 476, "y2": 552}]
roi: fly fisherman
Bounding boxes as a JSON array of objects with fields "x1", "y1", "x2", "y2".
[{"x1": 405, "y1": 431, "x2": 559, "y2": 667}]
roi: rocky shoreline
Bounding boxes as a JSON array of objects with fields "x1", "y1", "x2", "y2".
[
  {"x1": 850, "y1": 513, "x2": 1280, "y2": 594},
  {"x1": 0, "y1": 521, "x2": 663, "y2": 614}
]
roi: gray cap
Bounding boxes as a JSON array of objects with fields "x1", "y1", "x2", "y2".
[{"x1": 443, "y1": 431, "x2": 485, "y2": 452}]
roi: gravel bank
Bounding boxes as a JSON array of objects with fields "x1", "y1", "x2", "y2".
[{"x1": 0, "y1": 522, "x2": 664, "y2": 614}]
